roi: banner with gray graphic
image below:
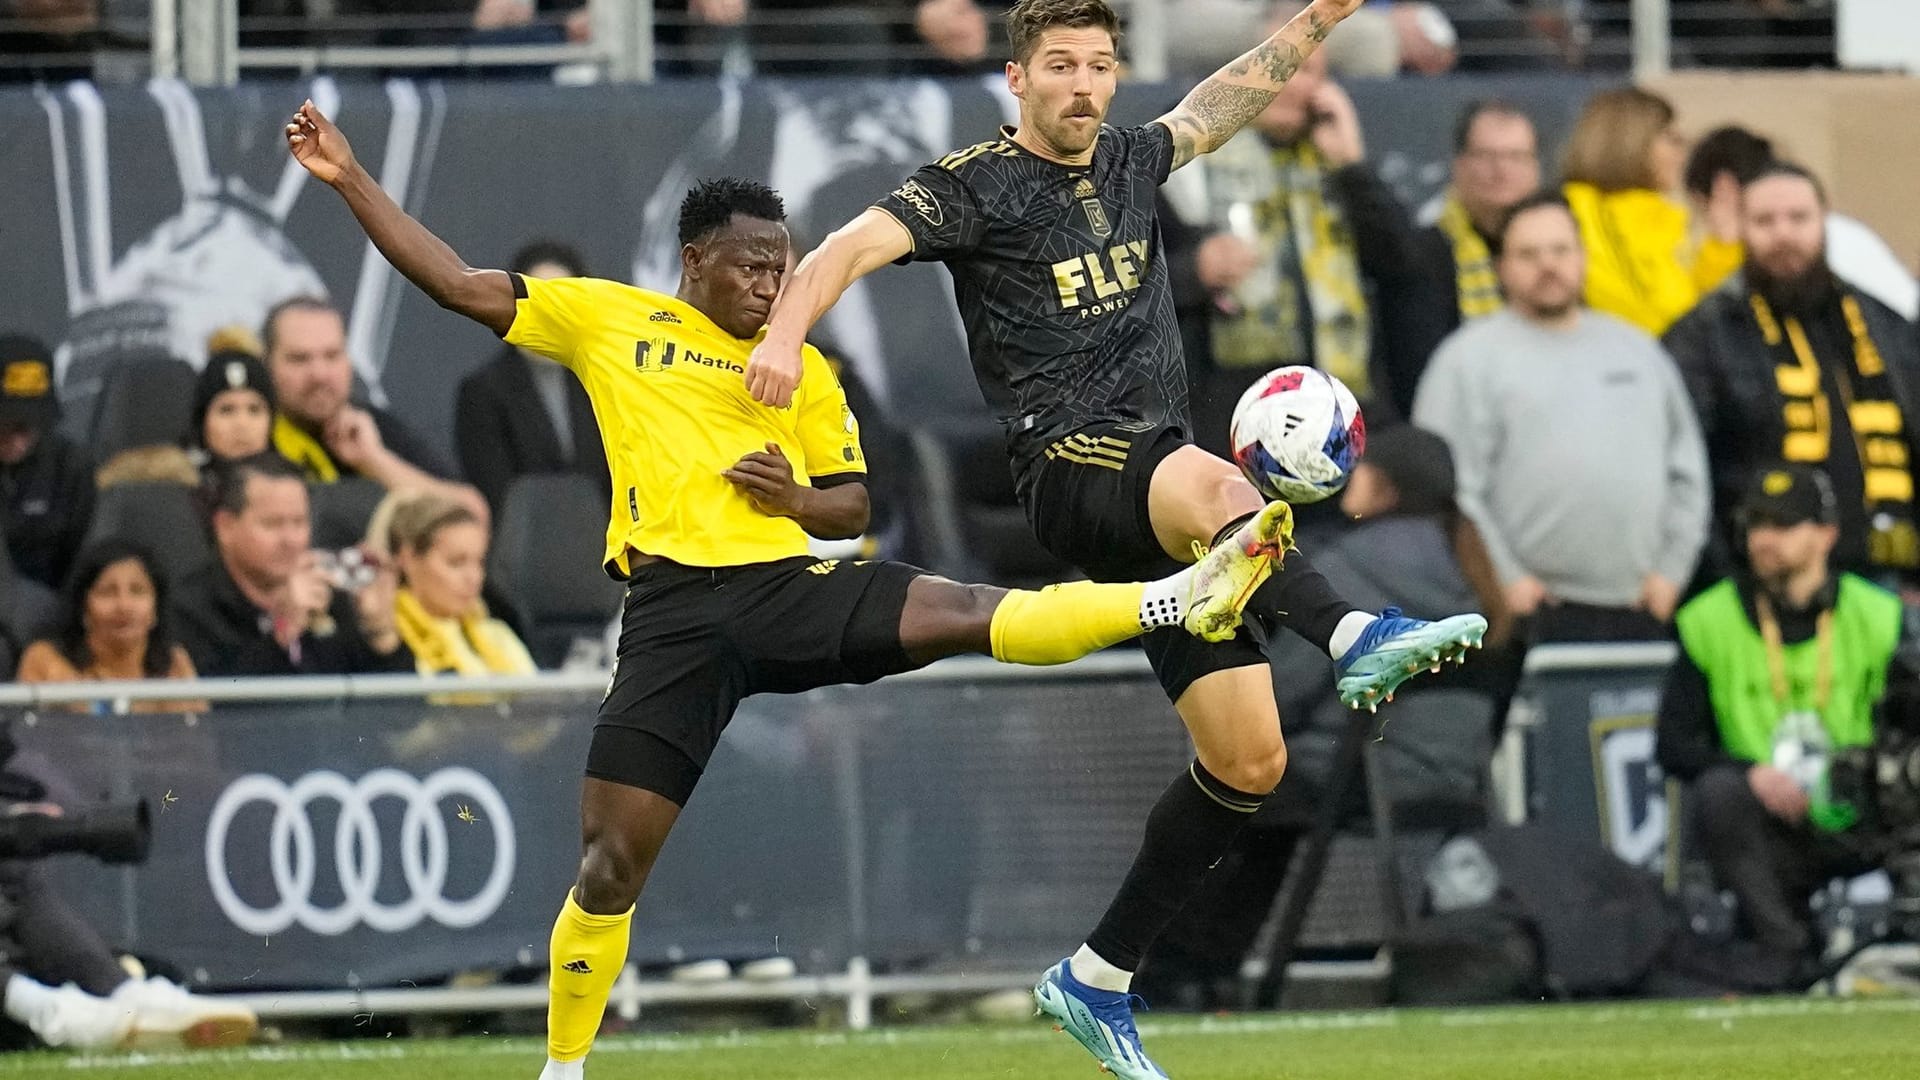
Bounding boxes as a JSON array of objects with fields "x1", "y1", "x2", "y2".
[
  {"x1": 0, "y1": 74, "x2": 1609, "y2": 461},
  {"x1": 1519, "y1": 645, "x2": 1682, "y2": 879},
  {"x1": 8, "y1": 667, "x2": 1191, "y2": 990}
]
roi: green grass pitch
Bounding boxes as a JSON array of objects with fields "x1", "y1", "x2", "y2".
[{"x1": 1, "y1": 998, "x2": 1915, "y2": 1079}]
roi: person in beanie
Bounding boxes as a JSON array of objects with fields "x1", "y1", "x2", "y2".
[
  {"x1": 0, "y1": 335, "x2": 95, "y2": 591},
  {"x1": 1657, "y1": 463, "x2": 1908, "y2": 986},
  {"x1": 186, "y1": 350, "x2": 278, "y2": 471}
]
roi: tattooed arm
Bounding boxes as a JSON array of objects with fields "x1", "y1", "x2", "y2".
[{"x1": 1154, "y1": 0, "x2": 1358, "y2": 172}]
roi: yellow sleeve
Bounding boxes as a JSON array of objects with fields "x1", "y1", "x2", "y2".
[
  {"x1": 502, "y1": 276, "x2": 623, "y2": 369},
  {"x1": 1692, "y1": 236, "x2": 1745, "y2": 295},
  {"x1": 795, "y1": 349, "x2": 867, "y2": 481}
]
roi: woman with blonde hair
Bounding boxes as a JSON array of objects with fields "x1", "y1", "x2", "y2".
[
  {"x1": 1561, "y1": 87, "x2": 1742, "y2": 335},
  {"x1": 366, "y1": 491, "x2": 535, "y2": 676}
]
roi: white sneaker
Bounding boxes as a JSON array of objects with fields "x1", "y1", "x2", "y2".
[
  {"x1": 117, "y1": 976, "x2": 257, "y2": 1049},
  {"x1": 30, "y1": 984, "x2": 134, "y2": 1049},
  {"x1": 539, "y1": 1057, "x2": 586, "y2": 1080}
]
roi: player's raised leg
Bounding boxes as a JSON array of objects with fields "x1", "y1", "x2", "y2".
[
  {"x1": 893, "y1": 499, "x2": 1293, "y2": 664},
  {"x1": 1148, "y1": 445, "x2": 1487, "y2": 709},
  {"x1": 539, "y1": 752, "x2": 689, "y2": 1080},
  {"x1": 1034, "y1": 663, "x2": 1280, "y2": 1080}
]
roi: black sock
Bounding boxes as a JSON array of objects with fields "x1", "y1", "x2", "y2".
[
  {"x1": 1210, "y1": 514, "x2": 1357, "y2": 654},
  {"x1": 1084, "y1": 761, "x2": 1268, "y2": 972}
]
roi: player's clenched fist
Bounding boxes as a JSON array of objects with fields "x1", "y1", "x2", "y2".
[
  {"x1": 744, "y1": 339, "x2": 802, "y2": 409},
  {"x1": 285, "y1": 100, "x2": 357, "y2": 186}
]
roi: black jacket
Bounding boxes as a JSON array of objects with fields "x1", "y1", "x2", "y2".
[
  {"x1": 455, "y1": 348, "x2": 609, "y2": 514},
  {"x1": 170, "y1": 560, "x2": 414, "y2": 678},
  {"x1": 1664, "y1": 278, "x2": 1920, "y2": 581},
  {"x1": 0, "y1": 432, "x2": 94, "y2": 591}
]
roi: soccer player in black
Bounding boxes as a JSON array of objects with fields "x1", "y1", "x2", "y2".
[{"x1": 749, "y1": 1, "x2": 1486, "y2": 1075}]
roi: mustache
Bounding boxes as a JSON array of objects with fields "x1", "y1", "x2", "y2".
[{"x1": 1065, "y1": 100, "x2": 1099, "y2": 117}]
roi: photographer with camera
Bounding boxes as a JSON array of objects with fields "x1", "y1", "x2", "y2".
[
  {"x1": 0, "y1": 730, "x2": 255, "y2": 1049},
  {"x1": 1656, "y1": 464, "x2": 1909, "y2": 988},
  {"x1": 170, "y1": 452, "x2": 412, "y2": 677}
]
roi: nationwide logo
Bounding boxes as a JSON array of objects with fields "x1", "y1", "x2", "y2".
[
  {"x1": 648, "y1": 310, "x2": 681, "y2": 324},
  {"x1": 892, "y1": 178, "x2": 944, "y2": 227}
]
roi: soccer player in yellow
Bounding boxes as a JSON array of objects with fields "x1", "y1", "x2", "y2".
[{"x1": 285, "y1": 100, "x2": 1290, "y2": 1079}]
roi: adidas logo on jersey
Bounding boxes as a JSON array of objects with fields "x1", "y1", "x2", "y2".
[
  {"x1": 1074, "y1": 178, "x2": 1097, "y2": 199},
  {"x1": 649, "y1": 310, "x2": 681, "y2": 324},
  {"x1": 561, "y1": 960, "x2": 594, "y2": 974}
]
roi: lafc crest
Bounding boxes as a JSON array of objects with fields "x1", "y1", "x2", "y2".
[{"x1": 1074, "y1": 177, "x2": 1111, "y2": 238}]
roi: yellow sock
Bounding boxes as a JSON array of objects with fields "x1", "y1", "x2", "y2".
[
  {"x1": 989, "y1": 581, "x2": 1148, "y2": 665},
  {"x1": 547, "y1": 890, "x2": 633, "y2": 1062}
]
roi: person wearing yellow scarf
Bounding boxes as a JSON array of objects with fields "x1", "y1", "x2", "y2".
[{"x1": 369, "y1": 491, "x2": 535, "y2": 676}]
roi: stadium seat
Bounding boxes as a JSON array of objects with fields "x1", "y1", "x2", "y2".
[
  {"x1": 308, "y1": 478, "x2": 389, "y2": 551},
  {"x1": 906, "y1": 416, "x2": 1078, "y2": 589},
  {"x1": 486, "y1": 472, "x2": 624, "y2": 669},
  {"x1": 0, "y1": 540, "x2": 59, "y2": 664},
  {"x1": 88, "y1": 356, "x2": 199, "y2": 460},
  {"x1": 83, "y1": 483, "x2": 213, "y2": 587}
]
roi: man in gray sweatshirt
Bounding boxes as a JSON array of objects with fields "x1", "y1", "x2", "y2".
[{"x1": 1413, "y1": 192, "x2": 1709, "y2": 642}]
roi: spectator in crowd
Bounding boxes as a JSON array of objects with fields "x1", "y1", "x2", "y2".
[
  {"x1": 1562, "y1": 87, "x2": 1742, "y2": 336},
  {"x1": 1656, "y1": 465, "x2": 1898, "y2": 988},
  {"x1": 1415, "y1": 193, "x2": 1709, "y2": 643},
  {"x1": 262, "y1": 296, "x2": 487, "y2": 521},
  {"x1": 907, "y1": 0, "x2": 998, "y2": 76},
  {"x1": 365, "y1": 490, "x2": 534, "y2": 676},
  {"x1": 1684, "y1": 126, "x2": 1919, "y2": 322},
  {"x1": 188, "y1": 349, "x2": 278, "y2": 471},
  {"x1": 455, "y1": 242, "x2": 609, "y2": 515},
  {"x1": 1419, "y1": 0, "x2": 1570, "y2": 71},
  {"x1": 0, "y1": 335, "x2": 94, "y2": 592},
  {"x1": 15, "y1": 539, "x2": 202, "y2": 711},
  {"x1": 0, "y1": 0, "x2": 96, "y2": 83},
  {"x1": 1375, "y1": 100, "x2": 1541, "y2": 414},
  {"x1": 170, "y1": 453, "x2": 412, "y2": 677},
  {"x1": 1135, "y1": 425, "x2": 1501, "y2": 1009},
  {"x1": 1665, "y1": 163, "x2": 1920, "y2": 593},
  {"x1": 1160, "y1": 17, "x2": 1417, "y2": 451}
]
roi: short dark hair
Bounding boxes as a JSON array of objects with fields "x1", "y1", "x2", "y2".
[
  {"x1": 1746, "y1": 159, "x2": 1828, "y2": 206},
  {"x1": 1496, "y1": 190, "x2": 1578, "y2": 251},
  {"x1": 1452, "y1": 99, "x2": 1533, "y2": 155},
  {"x1": 1006, "y1": 0, "x2": 1121, "y2": 65},
  {"x1": 260, "y1": 295, "x2": 340, "y2": 359},
  {"x1": 678, "y1": 178, "x2": 786, "y2": 247},
  {"x1": 1684, "y1": 126, "x2": 1774, "y2": 198},
  {"x1": 208, "y1": 451, "x2": 306, "y2": 519},
  {"x1": 52, "y1": 539, "x2": 180, "y2": 678},
  {"x1": 509, "y1": 239, "x2": 588, "y2": 278}
]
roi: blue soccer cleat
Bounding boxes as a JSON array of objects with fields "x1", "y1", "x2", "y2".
[
  {"x1": 1033, "y1": 960, "x2": 1169, "y2": 1079},
  {"x1": 1336, "y1": 607, "x2": 1488, "y2": 712}
]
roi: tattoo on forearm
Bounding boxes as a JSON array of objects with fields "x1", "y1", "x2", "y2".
[{"x1": 1164, "y1": 8, "x2": 1335, "y2": 168}]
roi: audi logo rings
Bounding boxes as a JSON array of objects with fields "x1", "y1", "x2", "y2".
[{"x1": 204, "y1": 768, "x2": 516, "y2": 936}]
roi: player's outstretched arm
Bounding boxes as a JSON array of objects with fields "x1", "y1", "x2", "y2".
[
  {"x1": 747, "y1": 208, "x2": 912, "y2": 409},
  {"x1": 1154, "y1": 0, "x2": 1359, "y2": 172},
  {"x1": 285, "y1": 100, "x2": 517, "y2": 337}
]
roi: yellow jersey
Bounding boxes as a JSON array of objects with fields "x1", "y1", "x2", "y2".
[{"x1": 503, "y1": 275, "x2": 866, "y2": 574}]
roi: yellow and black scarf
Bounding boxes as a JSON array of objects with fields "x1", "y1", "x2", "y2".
[
  {"x1": 393, "y1": 588, "x2": 535, "y2": 677},
  {"x1": 1755, "y1": 291, "x2": 1919, "y2": 569},
  {"x1": 1202, "y1": 139, "x2": 1372, "y2": 399},
  {"x1": 1436, "y1": 192, "x2": 1502, "y2": 321},
  {"x1": 273, "y1": 415, "x2": 339, "y2": 483}
]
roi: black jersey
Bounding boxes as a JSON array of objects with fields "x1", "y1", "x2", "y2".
[{"x1": 873, "y1": 122, "x2": 1186, "y2": 474}]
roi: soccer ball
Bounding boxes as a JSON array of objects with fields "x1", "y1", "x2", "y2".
[{"x1": 1228, "y1": 366, "x2": 1366, "y2": 504}]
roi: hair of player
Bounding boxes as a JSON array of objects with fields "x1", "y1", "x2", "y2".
[
  {"x1": 509, "y1": 239, "x2": 588, "y2": 278},
  {"x1": 260, "y1": 295, "x2": 340, "y2": 359},
  {"x1": 208, "y1": 451, "x2": 306, "y2": 519},
  {"x1": 1745, "y1": 159, "x2": 1828, "y2": 207},
  {"x1": 1684, "y1": 126, "x2": 1774, "y2": 198},
  {"x1": 1006, "y1": 0, "x2": 1121, "y2": 65},
  {"x1": 1452, "y1": 98, "x2": 1534, "y2": 156},
  {"x1": 1495, "y1": 190, "x2": 1578, "y2": 251},
  {"x1": 677, "y1": 178, "x2": 787, "y2": 247}
]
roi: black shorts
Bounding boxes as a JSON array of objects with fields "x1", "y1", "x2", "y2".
[
  {"x1": 588, "y1": 555, "x2": 925, "y2": 804},
  {"x1": 1021, "y1": 420, "x2": 1268, "y2": 702}
]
